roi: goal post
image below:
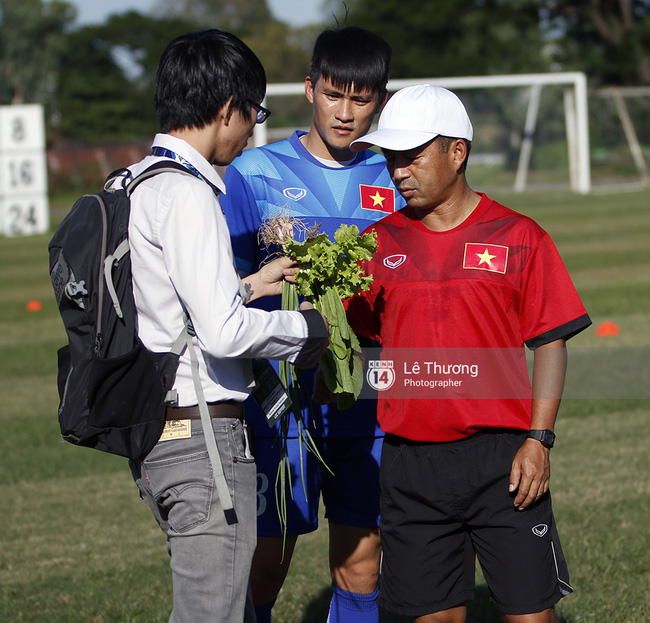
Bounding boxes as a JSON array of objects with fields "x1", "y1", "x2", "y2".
[
  {"x1": 254, "y1": 71, "x2": 592, "y2": 194},
  {"x1": 593, "y1": 86, "x2": 650, "y2": 187}
]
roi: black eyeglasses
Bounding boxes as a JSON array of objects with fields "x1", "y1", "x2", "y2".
[{"x1": 249, "y1": 100, "x2": 271, "y2": 124}]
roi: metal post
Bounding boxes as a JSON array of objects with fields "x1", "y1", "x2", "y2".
[{"x1": 514, "y1": 84, "x2": 542, "y2": 192}]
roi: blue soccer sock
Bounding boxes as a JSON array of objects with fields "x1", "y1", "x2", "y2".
[
  {"x1": 254, "y1": 600, "x2": 275, "y2": 623},
  {"x1": 327, "y1": 584, "x2": 379, "y2": 623}
]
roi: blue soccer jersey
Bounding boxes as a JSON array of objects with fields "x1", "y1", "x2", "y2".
[{"x1": 222, "y1": 130, "x2": 405, "y2": 438}]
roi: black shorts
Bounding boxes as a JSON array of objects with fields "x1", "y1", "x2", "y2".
[{"x1": 378, "y1": 430, "x2": 573, "y2": 617}]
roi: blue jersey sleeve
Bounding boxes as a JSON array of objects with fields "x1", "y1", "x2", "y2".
[{"x1": 222, "y1": 165, "x2": 261, "y2": 274}]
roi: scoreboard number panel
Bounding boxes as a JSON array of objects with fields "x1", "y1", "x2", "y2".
[
  {"x1": 0, "y1": 105, "x2": 45, "y2": 151},
  {"x1": 0, "y1": 196, "x2": 49, "y2": 236},
  {"x1": 0, "y1": 105, "x2": 48, "y2": 236},
  {"x1": 0, "y1": 154, "x2": 48, "y2": 196}
]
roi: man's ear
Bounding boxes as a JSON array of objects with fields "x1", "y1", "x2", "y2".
[
  {"x1": 305, "y1": 76, "x2": 315, "y2": 104},
  {"x1": 377, "y1": 89, "x2": 388, "y2": 112},
  {"x1": 453, "y1": 139, "x2": 468, "y2": 172},
  {"x1": 220, "y1": 97, "x2": 235, "y2": 125}
]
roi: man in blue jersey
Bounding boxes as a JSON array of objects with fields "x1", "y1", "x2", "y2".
[{"x1": 221, "y1": 26, "x2": 404, "y2": 623}]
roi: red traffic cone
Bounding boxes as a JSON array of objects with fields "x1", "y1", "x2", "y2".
[
  {"x1": 595, "y1": 320, "x2": 620, "y2": 337},
  {"x1": 25, "y1": 300, "x2": 43, "y2": 312}
]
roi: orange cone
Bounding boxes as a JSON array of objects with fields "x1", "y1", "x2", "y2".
[
  {"x1": 595, "y1": 320, "x2": 620, "y2": 337},
  {"x1": 25, "y1": 300, "x2": 43, "y2": 312}
]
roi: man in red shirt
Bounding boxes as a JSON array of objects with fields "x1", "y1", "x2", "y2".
[{"x1": 343, "y1": 85, "x2": 591, "y2": 623}]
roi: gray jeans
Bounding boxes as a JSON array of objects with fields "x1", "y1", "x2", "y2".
[{"x1": 130, "y1": 418, "x2": 256, "y2": 622}]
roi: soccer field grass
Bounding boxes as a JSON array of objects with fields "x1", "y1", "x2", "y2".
[{"x1": 1, "y1": 188, "x2": 648, "y2": 622}]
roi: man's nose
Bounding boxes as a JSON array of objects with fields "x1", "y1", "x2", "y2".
[
  {"x1": 391, "y1": 160, "x2": 410, "y2": 180},
  {"x1": 335, "y1": 98, "x2": 354, "y2": 121}
]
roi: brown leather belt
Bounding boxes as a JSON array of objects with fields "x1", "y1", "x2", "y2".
[{"x1": 166, "y1": 400, "x2": 243, "y2": 421}]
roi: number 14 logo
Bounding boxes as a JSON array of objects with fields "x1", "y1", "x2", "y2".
[{"x1": 366, "y1": 362, "x2": 396, "y2": 391}]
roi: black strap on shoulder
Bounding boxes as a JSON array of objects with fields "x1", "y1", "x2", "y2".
[
  {"x1": 129, "y1": 160, "x2": 222, "y2": 197},
  {"x1": 105, "y1": 160, "x2": 222, "y2": 197},
  {"x1": 126, "y1": 161, "x2": 193, "y2": 196}
]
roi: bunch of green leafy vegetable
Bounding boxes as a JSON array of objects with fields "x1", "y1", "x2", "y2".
[
  {"x1": 258, "y1": 217, "x2": 377, "y2": 540},
  {"x1": 282, "y1": 223, "x2": 377, "y2": 408}
]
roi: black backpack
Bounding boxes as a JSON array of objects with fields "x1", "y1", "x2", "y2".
[{"x1": 48, "y1": 161, "x2": 192, "y2": 461}]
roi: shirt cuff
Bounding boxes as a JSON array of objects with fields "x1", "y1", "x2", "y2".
[
  {"x1": 525, "y1": 313, "x2": 592, "y2": 350},
  {"x1": 293, "y1": 309, "x2": 329, "y2": 368}
]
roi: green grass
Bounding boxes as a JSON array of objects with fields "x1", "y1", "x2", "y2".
[{"x1": 1, "y1": 189, "x2": 649, "y2": 622}]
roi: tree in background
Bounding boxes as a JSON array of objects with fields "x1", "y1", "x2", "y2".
[
  {"x1": 154, "y1": 0, "x2": 318, "y2": 83},
  {"x1": 55, "y1": 11, "x2": 199, "y2": 142},
  {"x1": 154, "y1": 0, "x2": 272, "y2": 36},
  {"x1": 338, "y1": 0, "x2": 550, "y2": 79},
  {"x1": 153, "y1": 0, "x2": 320, "y2": 126},
  {"x1": 54, "y1": 0, "x2": 320, "y2": 142},
  {"x1": 6, "y1": 0, "x2": 649, "y2": 148},
  {"x1": 542, "y1": 0, "x2": 650, "y2": 86},
  {"x1": 0, "y1": 0, "x2": 75, "y2": 105},
  {"x1": 335, "y1": 0, "x2": 650, "y2": 86},
  {"x1": 332, "y1": 0, "x2": 552, "y2": 170},
  {"x1": 331, "y1": 0, "x2": 650, "y2": 177}
]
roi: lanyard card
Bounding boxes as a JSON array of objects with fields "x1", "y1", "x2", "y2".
[{"x1": 251, "y1": 359, "x2": 292, "y2": 426}]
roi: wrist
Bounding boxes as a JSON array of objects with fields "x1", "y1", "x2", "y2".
[{"x1": 526, "y1": 429, "x2": 555, "y2": 449}]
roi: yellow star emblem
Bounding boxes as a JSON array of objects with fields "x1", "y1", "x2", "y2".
[
  {"x1": 476, "y1": 248, "x2": 496, "y2": 266},
  {"x1": 370, "y1": 191, "x2": 385, "y2": 207}
]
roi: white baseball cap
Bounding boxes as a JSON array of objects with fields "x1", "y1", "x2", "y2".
[{"x1": 350, "y1": 84, "x2": 473, "y2": 152}]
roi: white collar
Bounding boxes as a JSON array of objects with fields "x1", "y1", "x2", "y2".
[{"x1": 151, "y1": 133, "x2": 227, "y2": 194}]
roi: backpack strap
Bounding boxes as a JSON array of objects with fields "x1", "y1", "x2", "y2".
[
  {"x1": 184, "y1": 317, "x2": 238, "y2": 525},
  {"x1": 161, "y1": 316, "x2": 238, "y2": 527},
  {"x1": 104, "y1": 167, "x2": 132, "y2": 190},
  {"x1": 163, "y1": 323, "x2": 193, "y2": 408},
  {"x1": 104, "y1": 239, "x2": 129, "y2": 319},
  {"x1": 127, "y1": 160, "x2": 222, "y2": 197},
  {"x1": 126, "y1": 161, "x2": 194, "y2": 196}
]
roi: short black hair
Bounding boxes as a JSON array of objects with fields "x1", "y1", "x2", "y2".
[
  {"x1": 155, "y1": 29, "x2": 266, "y2": 133},
  {"x1": 309, "y1": 26, "x2": 391, "y2": 96}
]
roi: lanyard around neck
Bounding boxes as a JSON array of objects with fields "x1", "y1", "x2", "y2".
[
  {"x1": 151, "y1": 146, "x2": 211, "y2": 185},
  {"x1": 151, "y1": 146, "x2": 222, "y2": 197}
]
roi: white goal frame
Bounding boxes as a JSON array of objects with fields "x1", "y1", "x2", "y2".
[{"x1": 254, "y1": 72, "x2": 591, "y2": 194}]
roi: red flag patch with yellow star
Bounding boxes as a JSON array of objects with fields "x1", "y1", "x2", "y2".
[
  {"x1": 359, "y1": 185, "x2": 396, "y2": 213},
  {"x1": 463, "y1": 243, "x2": 508, "y2": 274}
]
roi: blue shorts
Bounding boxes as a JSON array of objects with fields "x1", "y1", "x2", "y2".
[
  {"x1": 379, "y1": 430, "x2": 573, "y2": 617},
  {"x1": 252, "y1": 435, "x2": 382, "y2": 537}
]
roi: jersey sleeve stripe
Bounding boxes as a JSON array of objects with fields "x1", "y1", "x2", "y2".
[{"x1": 524, "y1": 313, "x2": 592, "y2": 350}]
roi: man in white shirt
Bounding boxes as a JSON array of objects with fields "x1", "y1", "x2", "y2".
[{"x1": 126, "y1": 30, "x2": 328, "y2": 623}]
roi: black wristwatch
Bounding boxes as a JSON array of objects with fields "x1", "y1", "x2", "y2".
[{"x1": 527, "y1": 429, "x2": 556, "y2": 449}]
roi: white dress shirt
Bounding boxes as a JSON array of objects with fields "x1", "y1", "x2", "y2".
[{"x1": 126, "y1": 133, "x2": 309, "y2": 406}]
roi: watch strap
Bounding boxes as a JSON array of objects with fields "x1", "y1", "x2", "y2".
[{"x1": 527, "y1": 429, "x2": 556, "y2": 449}]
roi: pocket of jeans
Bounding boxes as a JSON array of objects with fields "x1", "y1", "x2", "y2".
[
  {"x1": 143, "y1": 448, "x2": 213, "y2": 533},
  {"x1": 226, "y1": 420, "x2": 255, "y2": 464}
]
